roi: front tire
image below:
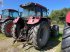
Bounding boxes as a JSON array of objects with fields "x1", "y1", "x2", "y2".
[{"x1": 51, "y1": 25, "x2": 59, "y2": 37}]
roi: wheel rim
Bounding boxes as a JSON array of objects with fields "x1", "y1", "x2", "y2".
[{"x1": 6, "y1": 22, "x2": 13, "y2": 33}]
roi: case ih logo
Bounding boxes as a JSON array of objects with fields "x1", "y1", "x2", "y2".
[{"x1": 0, "y1": 0, "x2": 3, "y2": 7}]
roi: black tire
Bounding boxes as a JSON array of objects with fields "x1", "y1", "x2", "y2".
[
  {"x1": 1, "y1": 20, "x2": 13, "y2": 37},
  {"x1": 1, "y1": 22, "x2": 6, "y2": 33},
  {"x1": 4, "y1": 20, "x2": 13, "y2": 37},
  {"x1": 31, "y1": 21, "x2": 50, "y2": 49},
  {"x1": 11, "y1": 24, "x2": 21, "y2": 39},
  {"x1": 51, "y1": 25, "x2": 59, "y2": 37},
  {"x1": 62, "y1": 23, "x2": 70, "y2": 52},
  {"x1": 0, "y1": 23, "x2": 3, "y2": 32},
  {"x1": 11, "y1": 24, "x2": 16, "y2": 39}
]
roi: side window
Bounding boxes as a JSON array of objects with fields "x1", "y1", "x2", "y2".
[
  {"x1": 36, "y1": 7, "x2": 41, "y2": 17},
  {"x1": 2, "y1": 10, "x2": 9, "y2": 16},
  {"x1": 42, "y1": 9, "x2": 47, "y2": 17},
  {"x1": 9, "y1": 12, "x2": 13, "y2": 17},
  {"x1": 2, "y1": 10, "x2": 9, "y2": 18}
]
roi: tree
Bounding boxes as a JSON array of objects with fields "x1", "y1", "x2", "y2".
[{"x1": 49, "y1": 8, "x2": 70, "y2": 24}]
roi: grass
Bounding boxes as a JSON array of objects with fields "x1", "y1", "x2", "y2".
[
  {"x1": 0, "y1": 33, "x2": 8, "y2": 40},
  {"x1": 48, "y1": 32, "x2": 62, "y2": 52}
]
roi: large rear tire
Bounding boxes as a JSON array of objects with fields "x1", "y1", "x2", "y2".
[
  {"x1": 1, "y1": 20, "x2": 13, "y2": 37},
  {"x1": 1, "y1": 22, "x2": 6, "y2": 33},
  {"x1": 31, "y1": 21, "x2": 50, "y2": 49},
  {"x1": 11, "y1": 24, "x2": 21, "y2": 39},
  {"x1": 4, "y1": 20, "x2": 13, "y2": 37},
  {"x1": 62, "y1": 23, "x2": 70, "y2": 52}
]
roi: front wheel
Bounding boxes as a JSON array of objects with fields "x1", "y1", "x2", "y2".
[{"x1": 51, "y1": 25, "x2": 59, "y2": 37}]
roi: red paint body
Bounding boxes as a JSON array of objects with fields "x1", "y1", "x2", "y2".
[
  {"x1": 13, "y1": 17, "x2": 20, "y2": 23},
  {"x1": 27, "y1": 16, "x2": 40, "y2": 24},
  {"x1": 66, "y1": 11, "x2": 70, "y2": 23}
]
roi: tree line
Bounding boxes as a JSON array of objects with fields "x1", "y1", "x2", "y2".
[{"x1": 49, "y1": 8, "x2": 70, "y2": 24}]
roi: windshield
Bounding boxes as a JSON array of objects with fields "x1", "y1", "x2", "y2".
[
  {"x1": 21, "y1": 8, "x2": 36, "y2": 18},
  {"x1": 2, "y1": 10, "x2": 19, "y2": 18}
]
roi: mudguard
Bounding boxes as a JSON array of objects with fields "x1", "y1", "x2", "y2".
[
  {"x1": 0, "y1": 16, "x2": 10, "y2": 22},
  {"x1": 13, "y1": 17, "x2": 20, "y2": 23},
  {"x1": 66, "y1": 11, "x2": 70, "y2": 23},
  {"x1": 0, "y1": 18, "x2": 8, "y2": 22}
]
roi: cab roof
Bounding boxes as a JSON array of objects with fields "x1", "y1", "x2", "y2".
[
  {"x1": 20, "y1": 2, "x2": 47, "y2": 10},
  {"x1": 3, "y1": 9, "x2": 18, "y2": 12}
]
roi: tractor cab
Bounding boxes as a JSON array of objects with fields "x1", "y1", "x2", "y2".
[
  {"x1": 20, "y1": 2, "x2": 48, "y2": 19},
  {"x1": 1, "y1": 9, "x2": 19, "y2": 22},
  {"x1": 18, "y1": 2, "x2": 48, "y2": 24}
]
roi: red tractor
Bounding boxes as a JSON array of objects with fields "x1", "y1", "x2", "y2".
[
  {"x1": 0, "y1": 9, "x2": 19, "y2": 37},
  {"x1": 12, "y1": 2, "x2": 59, "y2": 49},
  {"x1": 62, "y1": 11, "x2": 70, "y2": 52}
]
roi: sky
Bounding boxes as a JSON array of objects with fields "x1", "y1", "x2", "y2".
[{"x1": 0, "y1": 0, "x2": 70, "y2": 14}]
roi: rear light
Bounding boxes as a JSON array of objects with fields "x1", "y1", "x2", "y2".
[{"x1": 13, "y1": 17, "x2": 20, "y2": 23}]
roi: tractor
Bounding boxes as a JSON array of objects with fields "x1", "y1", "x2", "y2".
[
  {"x1": 0, "y1": 9, "x2": 19, "y2": 37},
  {"x1": 12, "y1": 2, "x2": 59, "y2": 49},
  {"x1": 62, "y1": 11, "x2": 70, "y2": 52}
]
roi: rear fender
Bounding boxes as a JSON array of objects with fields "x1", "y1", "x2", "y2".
[
  {"x1": 66, "y1": 11, "x2": 70, "y2": 23},
  {"x1": 27, "y1": 16, "x2": 41, "y2": 24},
  {"x1": 13, "y1": 17, "x2": 20, "y2": 23},
  {"x1": 40, "y1": 18, "x2": 51, "y2": 25}
]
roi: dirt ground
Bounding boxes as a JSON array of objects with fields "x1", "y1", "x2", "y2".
[
  {"x1": 0, "y1": 25, "x2": 62, "y2": 52},
  {"x1": 0, "y1": 36, "x2": 61, "y2": 52}
]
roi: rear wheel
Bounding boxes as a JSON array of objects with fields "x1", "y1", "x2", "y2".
[
  {"x1": 1, "y1": 22, "x2": 6, "y2": 33},
  {"x1": 0, "y1": 23, "x2": 3, "y2": 32},
  {"x1": 4, "y1": 20, "x2": 13, "y2": 37},
  {"x1": 11, "y1": 24, "x2": 21, "y2": 39},
  {"x1": 62, "y1": 23, "x2": 70, "y2": 52},
  {"x1": 31, "y1": 21, "x2": 50, "y2": 49},
  {"x1": 1, "y1": 20, "x2": 13, "y2": 37}
]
